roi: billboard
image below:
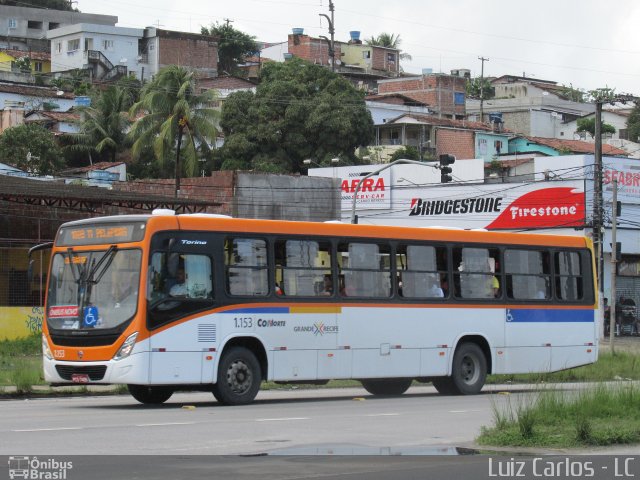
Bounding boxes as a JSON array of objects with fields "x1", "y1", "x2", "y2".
[{"x1": 346, "y1": 179, "x2": 586, "y2": 230}]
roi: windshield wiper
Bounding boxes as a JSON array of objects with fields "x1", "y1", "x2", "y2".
[{"x1": 67, "y1": 246, "x2": 118, "y2": 326}]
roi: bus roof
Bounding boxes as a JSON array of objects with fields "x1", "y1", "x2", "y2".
[{"x1": 59, "y1": 213, "x2": 590, "y2": 249}]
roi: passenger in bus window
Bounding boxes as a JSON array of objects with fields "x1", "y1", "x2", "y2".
[
  {"x1": 428, "y1": 280, "x2": 444, "y2": 298},
  {"x1": 321, "y1": 275, "x2": 333, "y2": 295},
  {"x1": 491, "y1": 275, "x2": 500, "y2": 297},
  {"x1": 169, "y1": 267, "x2": 188, "y2": 297}
]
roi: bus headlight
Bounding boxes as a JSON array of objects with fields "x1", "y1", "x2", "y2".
[
  {"x1": 42, "y1": 335, "x2": 52, "y2": 360},
  {"x1": 113, "y1": 332, "x2": 138, "y2": 361}
]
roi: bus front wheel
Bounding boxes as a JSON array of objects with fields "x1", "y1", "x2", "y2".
[
  {"x1": 128, "y1": 384, "x2": 173, "y2": 404},
  {"x1": 212, "y1": 347, "x2": 262, "y2": 406},
  {"x1": 433, "y1": 343, "x2": 487, "y2": 395},
  {"x1": 361, "y1": 378, "x2": 413, "y2": 396}
]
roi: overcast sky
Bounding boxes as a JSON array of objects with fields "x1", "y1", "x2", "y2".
[{"x1": 77, "y1": 0, "x2": 640, "y2": 95}]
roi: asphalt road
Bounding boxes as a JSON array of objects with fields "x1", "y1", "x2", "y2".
[
  {"x1": 1, "y1": 385, "x2": 638, "y2": 480},
  {"x1": 0, "y1": 384, "x2": 507, "y2": 456}
]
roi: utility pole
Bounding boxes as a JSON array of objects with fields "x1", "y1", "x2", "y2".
[
  {"x1": 594, "y1": 100, "x2": 603, "y2": 297},
  {"x1": 319, "y1": 0, "x2": 335, "y2": 72},
  {"x1": 478, "y1": 56, "x2": 489, "y2": 123},
  {"x1": 610, "y1": 178, "x2": 618, "y2": 353}
]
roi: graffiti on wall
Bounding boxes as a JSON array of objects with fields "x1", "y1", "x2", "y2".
[{"x1": 25, "y1": 307, "x2": 43, "y2": 335}]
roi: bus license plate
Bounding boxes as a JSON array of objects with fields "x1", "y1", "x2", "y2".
[{"x1": 71, "y1": 374, "x2": 90, "y2": 384}]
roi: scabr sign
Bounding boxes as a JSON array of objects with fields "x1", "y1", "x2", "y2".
[{"x1": 407, "y1": 187, "x2": 585, "y2": 229}]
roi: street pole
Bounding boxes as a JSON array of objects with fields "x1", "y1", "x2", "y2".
[
  {"x1": 610, "y1": 178, "x2": 617, "y2": 353},
  {"x1": 478, "y1": 56, "x2": 489, "y2": 123},
  {"x1": 594, "y1": 100, "x2": 603, "y2": 302},
  {"x1": 319, "y1": 0, "x2": 335, "y2": 71}
]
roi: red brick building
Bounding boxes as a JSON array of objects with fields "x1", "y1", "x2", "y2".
[
  {"x1": 155, "y1": 29, "x2": 218, "y2": 78},
  {"x1": 377, "y1": 74, "x2": 467, "y2": 118}
]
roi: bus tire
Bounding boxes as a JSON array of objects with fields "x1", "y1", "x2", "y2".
[
  {"x1": 434, "y1": 343, "x2": 487, "y2": 395},
  {"x1": 212, "y1": 347, "x2": 261, "y2": 405},
  {"x1": 361, "y1": 378, "x2": 413, "y2": 396},
  {"x1": 128, "y1": 384, "x2": 173, "y2": 404}
]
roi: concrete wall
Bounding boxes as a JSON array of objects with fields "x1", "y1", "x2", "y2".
[{"x1": 234, "y1": 172, "x2": 339, "y2": 221}]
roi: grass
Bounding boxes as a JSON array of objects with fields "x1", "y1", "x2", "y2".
[
  {"x1": 0, "y1": 334, "x2": 44, "y2": 391},
  {"x1": 488, "y1": 350, "x2": 640, "y2": 384},
  {"x1": 478, "y1": 384, "x2": 640, "y2": 448}
]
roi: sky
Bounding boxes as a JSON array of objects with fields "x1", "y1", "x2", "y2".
[{"x1": 76, "y1": 0, "x2": 640, "y2": 96}]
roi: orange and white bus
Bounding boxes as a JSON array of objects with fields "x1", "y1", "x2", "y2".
[{"x1": 34, "y1": 210, "x2": 598, "y2": 405}]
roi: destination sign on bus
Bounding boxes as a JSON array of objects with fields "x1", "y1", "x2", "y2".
[{"x1": 57, "y1": 222, "x2": 146, "y2": 246}]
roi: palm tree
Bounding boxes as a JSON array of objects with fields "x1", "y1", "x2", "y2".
[
  {"x1": 67, "y1": 85, "x2": 131, "y2": 163},
  {"x1": 129, "y1": 65, "x2": 219, "y2": 196},
  {"x1": 365, "y1": 33, "x2": 412, "y2": 61}
]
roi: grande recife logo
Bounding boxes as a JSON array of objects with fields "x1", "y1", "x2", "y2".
[{"x1": 486, "y1": 187, "x2": 585, "y2": 229}]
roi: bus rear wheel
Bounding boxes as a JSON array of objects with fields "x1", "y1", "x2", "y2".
[
  {"x1": 128, "y1": 384, "x2": 173, "y2": 404},
  {"x1": 433, "y1": 342, "x2": 487, "y2": 395},
  {"x1": 361, "y1": 378, "x2": 413, "y2": 396},
  {"x1": 212, "y1": 347, "x2": 261, "y2": 406}
]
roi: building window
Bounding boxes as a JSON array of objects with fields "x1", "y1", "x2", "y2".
[
  {"x1": 27, "y1": 20, "x2": 43, "y2": 30},
  {"x1": 494, "y1": 140, "x2": 503, "y2": 155},
  {"x1": 34, "y1": 62, "x2": 43, "y2": 72},
  {"x1": 55, "y1": 42, "x2": 62, "y2": 53},
  {"x1": 102, "y1": 40, "x2": 114, "y2": 50},
  {"x1": 454, "y1": 92, "x2": 465, "y2": 105},
  {"x1": 362, "y1": 50, "x2": 371, "y2": 59},
  {"x1": 49, "y1": 22, "x2": 60, "y2": 30},
  {"x1": 387, "y1": 53, "x2": 396, "y2": 63},
  {"x1": 8, "y1": 19, "x2": 17, "y2": 29},
  {"x1": 619, "y1": 129, "x2": 629, "y2": 140},
  {"x1": 478, "y1": 138, "x2": 487, "y2": 155},
  {"x1": 67, "y1": 39, "x2": 80, "y2": 52}
]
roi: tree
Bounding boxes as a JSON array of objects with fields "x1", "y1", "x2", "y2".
[
  {"x1": 558, "y1": 84, "x2": 586, "y2": 103},
  {"x1": 388, "y1": 146, "x2": 419, "y2": 162},
  {"x1": 129, "y1": 65, "x2": 220, "y2": 188},
  {"x1": 626, "y1": 103, "x2": 640, "y2": 143},
  {"x1": 200, "y1": 22, "x2": 258, "y2": 76},
  {"x1": 67, "y1": 85, "x2": 132, "y2": 163},
  {"x1": 219, "y1": 57, "x2": 374, "y2": 174},
  {"x1": 466, "y1": 77, "x2": 495, "y2": 100},
  {"x1": 12, "y1": 57, "x2": 30, "y2": 73},
  {"x1": 365, "y1": 33, "x2": 411, "y2": 61},
  {"x1": 576, "y1": 117, "x2": 616, "y2": 138},
  {"x1": 0, "y1": 124, "x2": 63, "y2": 175}
]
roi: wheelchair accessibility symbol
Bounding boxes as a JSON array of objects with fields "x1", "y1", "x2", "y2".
[
  {"x1": 83, "y1": 306, "x2": 99, "y2": 327},
  {"x1": 506, "y1": 309, "x2": 514, "y2": 322}
]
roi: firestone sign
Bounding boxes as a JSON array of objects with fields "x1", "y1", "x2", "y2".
[{"x1": 407, "y1": 186, "x2": 584, "y2": 229}]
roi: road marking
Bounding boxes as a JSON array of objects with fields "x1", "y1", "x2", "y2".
[
  {"x1": 365, "y1": 413, "x2": 400, "y2": 417},
  {"x1": 14, "y1": 427, "x2": 83, "y2": 432},
  {"x1": 135, "y1": 422, "x2": 197, "y2": 427},
  {"x1": 448, "y1": 409, "x2": 482, "y2": 413},
  {"x1": 255, "y1": 417, "x2": 310, "y2": 422}
]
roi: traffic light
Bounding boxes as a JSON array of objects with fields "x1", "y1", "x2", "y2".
[{"x1": 439, "y1": 154, "x2": 455, "y2": 183}]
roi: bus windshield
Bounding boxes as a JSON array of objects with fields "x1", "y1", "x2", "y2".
[{"x1": 46, "y1": 248, "x2": 142, "y2": 330}]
